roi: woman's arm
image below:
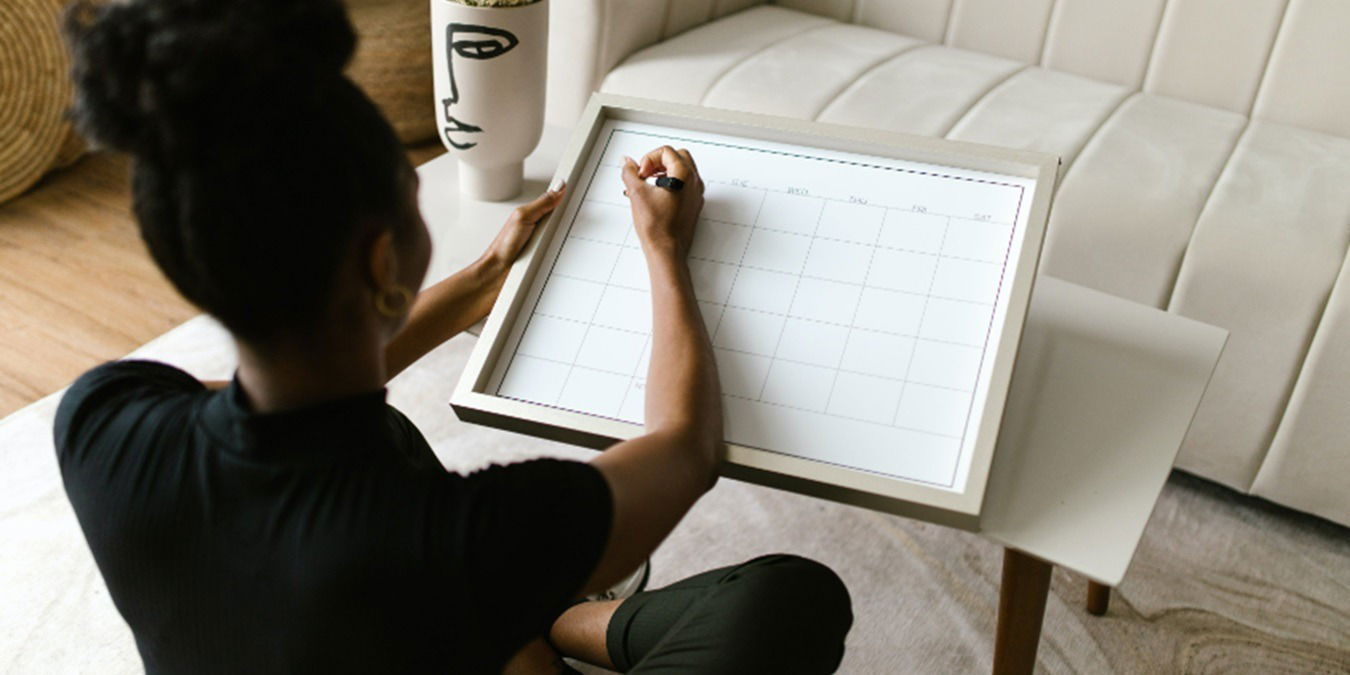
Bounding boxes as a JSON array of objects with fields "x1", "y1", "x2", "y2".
[
  {"x1": 583, "y1": 147, "x2": 724, "y2": 594},
  {"x1": 383, "y1": 188, "x2": 564, "y2": 381}
]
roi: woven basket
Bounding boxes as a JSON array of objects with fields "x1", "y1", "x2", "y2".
[
  {"x1": 0, "y1": 0, "x2": 431, "y2": 206},
  {"x1": 0, "y1": 0, "x2": 84, "y2": 205}
]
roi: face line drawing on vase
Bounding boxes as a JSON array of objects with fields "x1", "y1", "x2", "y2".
[{"x1": 441, "y1": 22, "x2": 520, "y2": 151}]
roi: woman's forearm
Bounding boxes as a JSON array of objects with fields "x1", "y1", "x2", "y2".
[
  {"x1": 383, "y1": 257, "x2": 505, "y2": 381},
  {"x1": 642, "y1": 251, "x2": 723, "y2": 468}
]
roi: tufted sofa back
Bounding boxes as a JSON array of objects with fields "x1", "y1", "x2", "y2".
[
  {"x1": 552, "y1": 0, "x2": 1349, "y2": 139},
  {"x1": 789, "y1": 0, "x2": 1350, "y2": 138}
]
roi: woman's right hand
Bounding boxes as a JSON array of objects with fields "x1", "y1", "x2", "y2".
[{"x1": 620, "y1": 146, "x2": 705, "y2": 260}]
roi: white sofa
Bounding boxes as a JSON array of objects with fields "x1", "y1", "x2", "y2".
[{"x1": 546, "y1": 0, "x2": 1350, "y2": 527}]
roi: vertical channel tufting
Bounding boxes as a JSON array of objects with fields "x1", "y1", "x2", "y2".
[
  {"x1": 943, "y1": 0, "x2": 1058, "y2": 63},
  {"x1": 938, "y1": 0, "x2": 956, "y2": 46},
  {"x1": 1142, "y1": 0, "x2": 1289, "y2": 114},
  {"x1": 1038, "y1": 0, "x2": 1170, "y2": 88},
  {"x1": 1039, "y1": 94, "x2": 1249, "y2": 307},
  {"x1": 1159, "y1": 0, "x2": 1289, "y2": 307},
  {"x1": 1051, "y1": 90, "x2": 1135, "y2": 184},
  {"x1": 1159, "y1": 121, "x2": 1250, "y2": 309},
  {"x1": 814, "y1": 45, "x2": 1025, "y2": 136},
  {"x1": 1164, "y1": 122, "x2": 1350, "y2": 490},
  {"x1": 702, "y1": 23, "x2": 924, "y2": 118},
  {"x1": 1135, "y1": 0, "x2": 1174, "y2": 92},
  {"x1": 940, "y1": 65, "x2": 1034, "y2": 138},
  {"x1": 601, "y1": 7, "x2": 832, "y2": 104},
  {"x1": 717, "y1": 0, "x2": 772, "y2": 16},
  {"x1": 696, "y1": 22, "x2": 839, "y2": 106},
  {"x1": 1250, "y1": 0, "x2": 1350, "y2": 138},
  {"x1": 665, "y1": 0, "x2": 716, "y2": 36},
  {"x1": 775, "y1": 0, "x2": 855, "y2": 21},
  {"x1": 659, "y1": 0, "x2": 673, "y2": 40},
  {"x1": 594, "y1": 1, "x2": 612, "y2": 101},
  {"x1": 1254, "y1": 245, "x2": 1350, "y2": 525},
  {"x1": 1242, "y1": 0, "x2": 1294, "y2": 117},
  {"x1": 807, "y1": 42, "x2": 928, "y2": 121},
  {"x1": 945, "y1": 66, "x2": 1130, "y2": 169},
  {"x1": 854, "y1": 0, "x2": 956, "y2": 42},
  {"x1": 1036, "y1": 0, "x2": 1064, "y2": 66}
]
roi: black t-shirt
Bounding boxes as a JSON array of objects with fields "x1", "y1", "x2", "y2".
[{"x1": 54, "y1": 360, "x2": 612, "y2": 674}]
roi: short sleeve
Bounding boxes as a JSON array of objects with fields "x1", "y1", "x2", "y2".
[
  {"x1": 449, "y1": 458, "x2": 613, "y2": 662},
  {"x1": 54, "y1": 360, "x2": 203, "y2": 465}
]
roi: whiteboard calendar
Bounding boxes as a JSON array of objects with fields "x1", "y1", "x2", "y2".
[{"x1": 454, "y1": 95, "x2": 1058, "y2": 527}]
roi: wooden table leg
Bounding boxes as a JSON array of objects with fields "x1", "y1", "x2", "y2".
[
  {"x1": 1086, "y1": 581, "x2": 1110, "y2": 616},
  {"x1": 993, "y1": 548, "x2": 1053, "y2": 675}
]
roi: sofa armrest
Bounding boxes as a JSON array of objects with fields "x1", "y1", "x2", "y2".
[{"x1": 546, "y1": 0, "x2": 769, "y2": 126}]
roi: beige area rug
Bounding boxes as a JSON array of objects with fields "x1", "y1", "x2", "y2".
[{"x1": 2, "y1": 316, "x2": 1347, "y2": 673}]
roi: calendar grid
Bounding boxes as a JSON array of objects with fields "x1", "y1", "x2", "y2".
[
  {"x1": 822, "y1": 202, "x2": 889, "y2": 415},
  {"x1": 558, "y1": 231, "x2": 1007, "y2": 295},
  {"x1": 531, "y1": 279, "x2": 993, "y2": 351},
  {"x1": 588, "y1": 196, "x2": 1014, "y2": 228},
  {"x1": 508, "y1": 169, "x2": 994, "y2": 426},
  {"x1": 756, "y1": 197, "x2": 828, "y2": 402},
  {"x1": 511, "y1": 317, "x2": 976, "y2": 394},
  {"x1": 554, "y1": 204, "x2": 630, "y2": 414},
  {"x1": 495, "y1": 124, "x2": 1031, "y2": 489},
  {"x1": 707, "y1": 189, "x2": 769, "y2": 373},
  {"x1": 891, "y1": 215, "x2": 954, "y2": 427}
]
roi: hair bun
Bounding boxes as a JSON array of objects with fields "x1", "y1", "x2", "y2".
[
  {"x1": 65, "y1": 0, "x2": 357, "y2": 154},
  {"x1": 64, "y1": 0, "x2": 156, "y2": 152}
]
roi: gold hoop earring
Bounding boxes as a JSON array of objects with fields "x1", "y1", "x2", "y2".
[{"x1": 374, "y1": 285, "x2": 413, "y2": 318}]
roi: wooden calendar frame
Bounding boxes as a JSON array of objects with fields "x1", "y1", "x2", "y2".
[{"x1": 451, "y1": 93, "x2": 1060, "y2": 530}]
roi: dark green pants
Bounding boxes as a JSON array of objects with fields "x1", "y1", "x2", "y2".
[{"x1": 605, "y1": 554, "x2": 853, "y2": 674}]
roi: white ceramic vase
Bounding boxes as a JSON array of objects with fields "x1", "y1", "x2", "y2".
[{"x1": 430, "y1": 0, "x2": 548, "y2": 201}]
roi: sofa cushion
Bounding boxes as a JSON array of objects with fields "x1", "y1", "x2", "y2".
[
  {"x1": 1043, "y1": 94, "x2": 1248, "y2": 308},
  {"x1": 1167, "y1": 122, "x2": 1350, "y2": 489},
  {"x1": 1254, "y1": 251, "x2": 1350, "y2": 525},
  {"x1": 701, "y1": 23, "x2": 922, "y2": 119},
  {"x1": 600, "y1": 7, "x2": 832, "y2": 105},
  {"x1": 944, "y1": 67, "x2": 1129, "y2": 166},
  {"x1": 817, "y1": 45, "x2": 1021, "y2": 137}
]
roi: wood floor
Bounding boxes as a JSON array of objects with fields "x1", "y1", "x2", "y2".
[{"x1": 0, "y1": 145, "x2": 445, "y2": 417}]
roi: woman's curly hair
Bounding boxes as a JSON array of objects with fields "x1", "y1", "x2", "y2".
[{"x1": 64, "y1": 0, "x2": 412, "y2": 342}]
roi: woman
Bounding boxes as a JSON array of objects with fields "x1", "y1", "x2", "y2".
[{"x1": 55, "y1": 0, "x2": 852, "y2": 672}]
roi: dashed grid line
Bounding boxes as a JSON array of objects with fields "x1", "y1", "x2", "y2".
[
  {"x1": 525, "y1": 181, "x2": 986, "y2": 425},
  {"x1": 707, "y1": 190, "x2": 769, "y2": 361},
  {"x1": 582, "y1": 194, "x2": 1014, "y2": 260},
  {"x1": 757, "y1": 197, "x2": 827, "y2": 401},
  {"x1": 506, "y1": 353, "x2": 964, "y2": 441},
  {"x1": 890, "y1": 215, "x2": 954, "y2": 427},
  {"x1": 535, "y1": 275, "x2": 994, "y2": 350},
  {"x1": 599, "y1": 126, "x2": 1028, "y2": 192},
  {"x1": 587, "y1": 192, "x2": 1014, "y2": 229},
  {"x1": 560, "y1": 231, "x2": 1004, "y2": 304},
  {"x1": 822, "y1": 199, "x2": 889, "y2": 415},
  {"x1": 518, "y1": 315, "x2": 977, "y2": 394}
]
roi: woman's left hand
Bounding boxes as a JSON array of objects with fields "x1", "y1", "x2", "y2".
[
  {"x1": 478, "y1": 183, "x2": 566, "y2": 278},
  {"x1": 384, "y1": 183, "x2": 567, "y2": 381}
]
